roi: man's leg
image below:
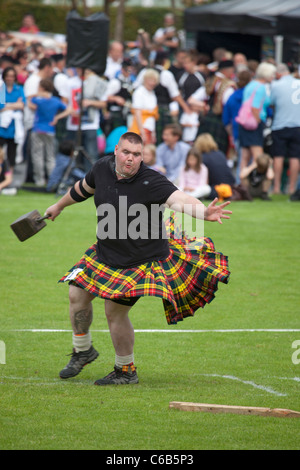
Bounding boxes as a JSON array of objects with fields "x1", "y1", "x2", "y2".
[
  {"x1": 94, "y1": 299, "x2": 138, "y2": 385},
  {"x1": 250, "y1": 145, "x2": 264, "y2": 165},
  {"x1": 273, "y1": 156, "x2": 284, "y2": 194},
  {"x1": 43, "y1": 134, "x2": 56, "y2": 182},
  {"x1": 288, "y1": 158, "x2": 300, "y2": 195},
  {"x1": 105, "y1": 299, "x2": 134, "y2": 356},
  {"x1": 59, "y1": 284, "x2": 99, "y2": 379},
  {"x1": 31, "y1": 132, "x2": 46, "y2": 186},
  {"x1": 69, "y1": 283, "x2": 94, "y2": 336},
  {"x1": 239, "y1": 147, "x2": 251, "y2": 175}
]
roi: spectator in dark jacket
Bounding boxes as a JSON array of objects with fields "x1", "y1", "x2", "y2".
[{"x1": 194, "y1": 132, "x2": 235, "y2": 199}]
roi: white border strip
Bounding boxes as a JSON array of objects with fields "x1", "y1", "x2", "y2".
[{"x1": 10, "y1": 329, "x2": 300, "y2": 333}]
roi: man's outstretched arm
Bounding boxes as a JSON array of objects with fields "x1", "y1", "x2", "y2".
[
  {"x1": 45, "y1": 179, "x2": 95, "y2": 221},
  {"x1": 166, "y1": 190, "x2": 232, "y2": 225}
]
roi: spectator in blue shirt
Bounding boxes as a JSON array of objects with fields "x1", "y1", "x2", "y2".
[
  {"x1": 238, "y1": 62, "x2": 276, "y2": 179},
  {"x1": 222, "y1": 69, "x2": 251, "y2": 183},
  {"x1": 0, "y1": 66, "x2": 25, "y2": 170},
  {"x1": 29, "y1": 78, "x2": 70, "y2": 186},
  {"x1": 270, "y1": 63, "x2": 300, "y2": 196},
  {"x1": 155, "y1": 123, "x2": 190, "y2": 184}
]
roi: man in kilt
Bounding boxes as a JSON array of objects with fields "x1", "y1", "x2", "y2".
[{"x1": 45, "y1": 132, "x2": 231, "y2": 385}]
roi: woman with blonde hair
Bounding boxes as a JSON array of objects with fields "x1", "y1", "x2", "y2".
[
  {"x1": 129, "y1": 68, "x2": 159, "y2": 144},
  {"x1": 194, "y1": 132, "x2": 218, "y2": 153}
]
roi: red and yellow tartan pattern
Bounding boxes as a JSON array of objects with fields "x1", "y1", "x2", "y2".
[
  {"x1": 59, "y1": 219, "x2": 230, "y2": 325},
  {"x1": 122, "y1": 363, "x2": 136, "y2": 373}
]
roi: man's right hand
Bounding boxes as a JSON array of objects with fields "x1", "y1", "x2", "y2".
[{"x1": 44, "y1": 203, "x2": 62, "y2": 221}]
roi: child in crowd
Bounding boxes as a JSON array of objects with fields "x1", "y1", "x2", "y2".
[
  {"x1": 178, "y1": 147, "x2": 211, "y2": 199},
  {"x1": 240, "y1": 153, "x2": 274, "y2": 200},
  {"x1": 143, "y1": 143, "x2": 166, "y2": 175},
  {"x1": 29, "y1": 78, "x2": 70, "y2": 186},
  {"x1": 179, "y1": 111, "x2": 199, "y2": 144}
]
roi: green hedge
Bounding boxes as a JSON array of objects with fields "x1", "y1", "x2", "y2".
[{"x1": 0, "y1": 1, "x2": 184, "y2": 41}]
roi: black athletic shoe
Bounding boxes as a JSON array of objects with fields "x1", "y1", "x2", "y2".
[
  {"x1": 290, "y1": 189, "x2": 300, "y2": 201},
  {"x1": 260, "y1": 192, "x2": 272, "y2": 201},
  {"x1": 94, "y1": 365, "x2": 139, "y2": 385},
  {"x1": 59, "y1": 345, "x2": 99, "y2": 379}
]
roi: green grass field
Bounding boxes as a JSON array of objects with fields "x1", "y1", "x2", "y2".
[{"x1": 1, "y1": 190, "x2": 300, "y2": 450}]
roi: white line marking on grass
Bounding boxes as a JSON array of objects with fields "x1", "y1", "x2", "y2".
[
  {"x1": 1, "y1": 374, "x2": 292, "y2": 396},
  {"x1": 279, "y1": 377, "x2": 300, "y2": 383},
  {"x1": 201, "y1": 374, "x2": 287, "y2": 397},
  {"x1": 11, "y1": 328, "x2": 300, "y2": 333}
]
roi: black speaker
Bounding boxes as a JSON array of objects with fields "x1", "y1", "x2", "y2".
[{"x1": 66, "y1": 10, "x2": 109, "y2": 76}]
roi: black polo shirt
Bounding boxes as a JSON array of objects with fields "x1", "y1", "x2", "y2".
[{"x1": 85, "y1": 155, "x2": 178, "y2": 268}]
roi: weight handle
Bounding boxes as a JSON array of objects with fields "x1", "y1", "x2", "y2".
[{"x1": 36, "y1": 215, "x2": 50, "y2": 223}]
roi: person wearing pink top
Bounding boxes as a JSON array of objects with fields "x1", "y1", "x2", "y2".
[
  {"x1": 178, "y1": 147, "x2": 211, "y2": 199},
  {"x1": 19, "y1": 14, "x2": 40, "y2": 34}
]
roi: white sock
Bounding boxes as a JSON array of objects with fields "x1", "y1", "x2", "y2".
[
  {"x1": 73, "y1": 332, "x2": 92, "y2": 353},
  {"x1": 115, "y1": 353, "x2": 134, "y2": 368}
]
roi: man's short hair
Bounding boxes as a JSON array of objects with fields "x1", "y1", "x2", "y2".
[
  {"x1": 38, "y1": 57, "x2": 52, "y2": 70},
  {"x1": 163, "y1": 123, "x2": 182, "y2": 139},
  {"x1": 119, "y1": 132, "x2": 143, "y2": 146},
  {"x1": 276, "y1": 63, "x2": 289, "y2": 75}
]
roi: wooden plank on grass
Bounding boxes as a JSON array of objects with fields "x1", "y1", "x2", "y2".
[{"x1": 169, "y1": 402, "x2": 300, "y2": 418}]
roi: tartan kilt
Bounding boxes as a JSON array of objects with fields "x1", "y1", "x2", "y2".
[{"x1": 58, "y1": 225, "x2": 230, "y2": 325}]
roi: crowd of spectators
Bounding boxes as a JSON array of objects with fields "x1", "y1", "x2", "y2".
[{"x1": 0, "y1": 12, "x2": 300, "y2": 201}]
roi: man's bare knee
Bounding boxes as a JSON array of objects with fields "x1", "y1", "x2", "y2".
[
  {"x1": 105, "y1": 299, "x2": 131, "y2": 322},
  {"x1": 69, "y1": 284, "x2": 94, "y2": 307}
]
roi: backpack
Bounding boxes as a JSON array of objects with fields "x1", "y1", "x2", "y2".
[{"x1": 236, "y1": 87, "x2": 261, "y2": 130}]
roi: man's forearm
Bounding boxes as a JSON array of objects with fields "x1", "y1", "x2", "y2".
[
  {"x1": 166, "y1": 190, "x2": 207, "y2": 219},
  {"x1": 46, "y1": 181, "x2": 81, "y2": 220}
]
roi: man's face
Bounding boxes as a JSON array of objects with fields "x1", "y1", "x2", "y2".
[
  {"x1": 115, "y1": 139, "x2": 143, "y2": 178},
  {"x1": 45, "y1": 65, "x2": 53, "y2": 78},
  {"x1": 110, "y1": 43, "x2": 124, "y2": 62},
  {"x1": 162, "y1": 129, "x2": 178, "y2": 148},
  {"x1": 183, "y1": 57, "x2": 195, "y2": 73},
  {"x1": 176, "y1": 51, "x2": 187, "y2": 67},
  {"x1": 221, "y1": 66, "x2": 235, "y2": 79},
  {"x1": 122, "y1": 65, "x2": 132, "y2": 77}
]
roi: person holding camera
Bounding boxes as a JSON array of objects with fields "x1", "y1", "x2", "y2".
[{"x1": 153, "y1": 13, "x2": 179, "y2": 59}]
